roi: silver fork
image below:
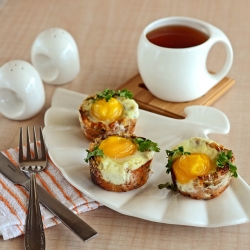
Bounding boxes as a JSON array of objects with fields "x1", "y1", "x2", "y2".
[{"x1": 19, "y1": 126, "x2": 47, "y2": 250}]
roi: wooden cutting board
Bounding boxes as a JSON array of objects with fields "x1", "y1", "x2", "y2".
[{"x1": 118, "y1": 74, "x2": 235, "y2": 119}]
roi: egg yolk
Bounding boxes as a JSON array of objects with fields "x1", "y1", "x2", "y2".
[
  {"x1": 99, "y1": 136, "x2": 137, "y2": 158},
  {"x1": 172, "y1": 153, "x2": 211, "y2": 184},
  {"x1": 91, "y1": 98, "x2": 123, "y2": 121}
]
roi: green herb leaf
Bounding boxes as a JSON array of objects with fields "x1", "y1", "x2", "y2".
[
  {"x1": 158, "y1": 182, "x2": 178, "y2": 191},
  {"x1": 96, "y1": 88, "x2": 116, "y2": 102},
  {"x1": 216, "y1": 150, "x2": 238, "y2": 178},
  {"x1": 132, "y1": 138, "x2": 160, "y2": 152},
  {"x1": 116, "y1": 89, "x2": 133, "y2": 99},
  {"x1": 96, "y1": 88, "x2": 133, "y2": 102},
  {"x1": 84, "y1": 146, "x2": 104, "y2": 163}
]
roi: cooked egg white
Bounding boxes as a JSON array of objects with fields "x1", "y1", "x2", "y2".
[
  {"x1": 97, "y1": 136, "x2": 154, "y2": 185},
  {"x1": 83, "y1": 96, "x2": 139, "y2": 124}
]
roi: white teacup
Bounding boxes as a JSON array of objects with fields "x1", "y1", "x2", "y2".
[
  {"x1": 0, "y1": 60, "x2": 45, "y2": 120},
  {"x1": 137, "y1": 16, "x2": 233, "y2": 102},
  {"x1": 31, "y1": 28, "x2": 80, "y2": 85}
]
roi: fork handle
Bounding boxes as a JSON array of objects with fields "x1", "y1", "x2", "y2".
[
  {"x1": 25, "y1": 173, "x2": 45, "y2": 250},
  {"x1": 22, "y1": 181, "x2": 98, "y2": 242}
]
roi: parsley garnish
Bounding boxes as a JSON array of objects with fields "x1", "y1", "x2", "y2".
[
  {"x1": 96, "y1": 88, "x2": 133, "y2": 102},
  {"x1": 132, "y1": 138, "x2": 160, "y2": 152},
  {"x1": 84, "y1": 146, "x2": 104, "y2": 163},
  {"x1": 116, "y1": 89, "x2": 133, "y2": 99},
  {"x1": 158, "y1": 182, "x2": 178, "y2": 191},
  {"x1": 216, "y1": 150, "x2": 238, "y2": 178},
  {"x1": 165, "y1": 146, "x2": 190, "y2": 174},
  {"x1": 96, "y1": 89, "x2": 116, "y2": 101}
]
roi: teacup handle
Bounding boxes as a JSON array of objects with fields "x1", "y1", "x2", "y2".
[{"x1": 206, "y1": 25, "x2": 233, "y2": 84}]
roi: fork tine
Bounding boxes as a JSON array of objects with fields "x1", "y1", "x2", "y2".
[
  {"x1": 39, "y1": 127, "x2": 46, "y2": 161},
  {"x1": 33, "y1": 126, "x2": 39, "y2": 159},
  {"x1": 18, "y1": 126, "x2": 47, "y2": 169},
  {"x1": 19, "y1": 127, "x2": 23, "y2": 162},
  {"x1": 26, "y1": 127, "x2": 31, "y2": 160}
]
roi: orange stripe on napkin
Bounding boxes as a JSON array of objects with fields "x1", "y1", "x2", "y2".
[
  {"x1": 44, "y1": 165, "x2": 77, "y2": 207},
  {"x1": 0, "y1": 179, "x2": 27, "y2": 214},
  {"x1": 72, "y1": 186, "x2": 90, "y2": 208},
  {"x1": 16, "y1": 185, "x2": 29, "y2": 199},
  {"x1": 0, "y1": 196, "x2": 24, "y2": 235}
]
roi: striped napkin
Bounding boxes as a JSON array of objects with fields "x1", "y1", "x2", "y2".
[{"x1": 0, "y1": 146, "x2": 101, "y2": 240}]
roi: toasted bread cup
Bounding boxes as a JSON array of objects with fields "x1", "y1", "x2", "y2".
[{"x1": 85, "y1": 133, "x2": 159, "y2": 192}]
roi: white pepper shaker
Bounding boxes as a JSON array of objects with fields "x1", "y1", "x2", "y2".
[{"x1": 31, "y1": 28, "x2": 80, "y2": 85}]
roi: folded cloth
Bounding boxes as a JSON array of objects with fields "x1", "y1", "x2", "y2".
[{"x1": 0, "y1": 146, "x2": 101, "y2": 240}]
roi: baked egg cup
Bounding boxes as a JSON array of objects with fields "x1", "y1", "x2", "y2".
[
  {"x1": 85, "y1": 133, "x2": 160, "y2": 192},
  {"x1": 159, "y1": 137, "x2": 237, "y2": 200},
  {"x1": 78, "y1": 88, "x2": 139, "y2": 141}
]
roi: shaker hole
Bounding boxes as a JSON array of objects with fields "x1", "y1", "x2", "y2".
[
  {"x1": 0, "y1": 89, "x2": 24, "y2": 118},
  {"x1": 33, "y1": 54, "x2": 59, "y2": 83}
]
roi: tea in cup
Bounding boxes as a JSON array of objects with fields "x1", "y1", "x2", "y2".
[{"x1": 137, "y1": 16, "x2": 233, "y2": 102}]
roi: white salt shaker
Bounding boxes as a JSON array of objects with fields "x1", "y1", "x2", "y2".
[
  {"x1": 0, "y1": 60, "x2": 45, "y2": 120},
  {"x1": 31, "y1": 28, "x2": 80, "y2": 85}
]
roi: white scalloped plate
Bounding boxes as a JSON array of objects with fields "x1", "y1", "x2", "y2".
[{"x1": 43, "y1": 88, "x2": 250, "y2": 228}]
